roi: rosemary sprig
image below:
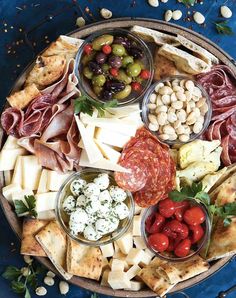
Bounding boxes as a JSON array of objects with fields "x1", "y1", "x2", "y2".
[{"x1": 214, "y1": 20, "x2": 234, "y2": 35}]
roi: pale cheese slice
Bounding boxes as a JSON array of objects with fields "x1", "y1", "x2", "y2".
[
  {"x1": 126, "y1": 265, "x2": 142, "y2": 280},
  {"x1": 78, "y1": 109, "x2": 98, "y2": 148},
  {"x1": 2, "y1": 183, "x2": 22, "y2": 203},
  {"x1": 37, "y1": 169, "x2": 49, "y2": 194},
  {"x1": 22, "y1": 156, "x2": 42, "y2": 190},
  {"x1": 47, "y1": 170, "x2": 71, "y2": 191},
  {"x1": 75, "y1": 115, "x2": 103, "y2": 164},
  {"x1": 95, "y1": 127, "x2": 132, "y2": 148},
  {"x1": 134, "y1": 237, "x2": 147, "y2": 250},
  {"x1": 3, "y1": 135, "x2": 20, "y2": 149},
  {"x1": 126, "y1": 248, "x2": 145, "y2": 265},
  {"x1": 35, "y1": 192, "x2": 58, "y2": 213},
  {"x1": 105, "y1": 104, "x2": 141, "y2": 118},
  {"x1": 133, "y1": 215, "x2": 142, "y2": 236},
  {"x1": 124, "y1": 280, "x2": 144, "y2": 291},
  {"x1": 12, "y1": 156, "x2": 23, "y2": 186},
  {"x1": 108, "y1": 271, "x2": 131, "y2": 290},
  {"x1": 4, "y1": 170, "x2": 12, "y2": 186},
  {"x1": 100, "y1": 243, "x2": 115, "y2": 258},
  {"x1": 94, "y1": 139, "x2": 121, "y2": 163},
  {"x1": 111, "y1": 259, "x2": 126, "y2": 272},
  {"x1": 115, "y1": 231, "x2": 133, "y2": 255},
  {"x1": 37, "y1": 210, "x2": 56, "y2": 220},
  {"x1": 0, "y1": 148, "x2": 27, "y2": 171}
]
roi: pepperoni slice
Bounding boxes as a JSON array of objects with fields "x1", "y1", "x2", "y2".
[{"x1": 134, "y1": 189, "x2": 165, "y2": 207}]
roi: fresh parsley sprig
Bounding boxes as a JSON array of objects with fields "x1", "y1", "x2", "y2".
[
  {"x1": 214, "y1": 20, "x2": 234, "y2": 35},
  {"x1": 74, "y1": 94, "x2": 118, "y2": 117},
  {"x1": 14, "y1": 195, "x2": 37, "y2": 218},
  {"x1": 181, "y1": 0, "x2": 195, "y2": 7}
]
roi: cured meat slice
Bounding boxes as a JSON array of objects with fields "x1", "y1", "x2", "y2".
[{"x1": 134, "y1": 189, "x2": 165, "y2": 208}]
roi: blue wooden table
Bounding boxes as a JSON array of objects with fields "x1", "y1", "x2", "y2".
[{"x1": 1, "y1": 1, "x2": 236, "y2": 297}]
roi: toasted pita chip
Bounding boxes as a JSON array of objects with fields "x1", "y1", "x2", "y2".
[
  {"x1": 207, "y1": 218, "x2": 236, "y2": 261},
  {"x1": 35, "y1": 221, "x2": 72, "y2": 280},
  {"x1": 25, "y1": 55, "x2": 66, "y2": 89},
  {"x1": 21, "y1": 218, "x2": 48, "y2": 256},
  {"x1": 156, "y1": 254, "x2": 209, "y2": 284},
  {"x1": 213, "y1": 172, "x2": 236, "y2": 206},
  {"x1": 43, "y1": 35, "x2": 83, "y2": 60},
  {"x1": 7, "y1": 84, "x2": 41, "y2": 109},
  {"x1": 153, "y1": 49, "x2": 178, "y2": 81},
  {"x1": 131, "y1": 25, "x2": 180, "y2": 46},
  {"x1": 158, "y1": 44, "x2": 210, "y2": 74},
  {"x1": 66, "y1": 238, "x2": 102, "y2": 280},
  {"x1": 177, "y1": 35, "x2": 219, "y2": 65}
]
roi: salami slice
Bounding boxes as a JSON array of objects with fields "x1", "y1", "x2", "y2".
[{"x1": 134, "y1": 189, "x2": 165, "y2": 207}]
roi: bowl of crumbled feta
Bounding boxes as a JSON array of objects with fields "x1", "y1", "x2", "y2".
[{"x1": 56, "y1": 169, "x2": 134, "y2": 246}]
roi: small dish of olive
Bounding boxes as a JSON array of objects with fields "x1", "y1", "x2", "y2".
[{"x1": 75, "y1": 28, "x2": 154, "y2": 105}]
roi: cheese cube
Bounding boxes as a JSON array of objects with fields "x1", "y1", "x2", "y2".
[
  {"x1": 95, "y1": 127, "x2": 132, "y2": 148},
  {"x1": 126, "y1": 248, "x2": 145, "y2": 265},
  {"x1": 35, "y1": 192, "x2": 57, "y2": 212},
  {"x1": 0, "y1": 148, "x2": 27, "y2": 171},
  {"x1": 111, "y1": 259, "x2": 126, "y2": 272},
  {"x1": 37, "y1": 210, "x2": 56, "y2": 220},
  {"x1": 144, "y1": 248, "x2": 155, "y2": 258},
  {"x1": 37, "y1": 169, "x2": 49, "y2": 194},
  {"x1": 108, "y1": 271, "x2": 131, "y2": 290},
  {"x1": 115, "y1": 231, "x2": 133, "y2": 255},
  {"x1": 133, "y1": 215, "x2": 142, "y2": 236},
  {"x1": 113, "y1": 250, "x2": 125, "y2": 259},
  {"x1": 4, "y1": 170, "x2": 12, "y2": 186},
  {"x1": 134, "y1": 204, "x2": 143, "y2": 215},
  {"x1": 47, "y1": 170, "x2": 71, "y2": 191},
  {"x1": 139, "y1": 250, "x2": 153, "y2": 267},
  {"x1": 126, "y1": 265, "x2": 141, "y2": 280},
  {"x1": 12, "y1": 156, "x2": 23, "y2": 186},
  {"x1": 101, "y1": 269, "x2": 110, "y2": 287},
  {"x1": 22, "y1": 156, "x2": 42, "y2": 190},
  {"x1": 100, "y1": 243, "x2": 114, "y2": 258},
  {"x1": 2, "y1": 183, "x2": 22, "y2": 202},
  {"x1": 124, "y1": 280, "x2": 144, "y2": 291},
  {"x1": 134, "y1": 237, "x2": 147, "y2": 250}
]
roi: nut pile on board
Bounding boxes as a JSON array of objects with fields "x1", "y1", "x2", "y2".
[{"x1": 146, "y1": 78, "x2": 209, "y2": 142}]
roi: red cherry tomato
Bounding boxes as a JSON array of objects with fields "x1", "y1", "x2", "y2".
[
  {"x1": 166, "y1": 238, "x2": 175, "y2": 252},
  {"x1": 179, "y1": 223, "x2": 189, "y2": 239},
  {"x1": 102, "y1": 44, "x2": 112, "y2": 55},
  {"x1": 184, "y1": 206, "x2": 206, "y2": 226},
  {"x1": 159, "y1": 198, "x2": 175, "y2": 218},
  {"x1": 140, "y1": 69, "x2": 151, "y2": 80},
  {"x1": 145, "y1": 213, "x2": 165, "y2": 234},
  {"x1": 131, "y1": 82, "x2": 142, "y2": 92},
  {"x1": 110, "y1": 68, "x2": 118, "y2": 77},
  {"x1": 162, "y1": 220, "x2": 189, "y2": 240},
  {"x1": 189, "y1": 224, "x2": 204, "y2": 244},
  {"x1": 84, "y1": 44, "x2": 93, "y2": 55},
  {"x1": 174, "y1": 238, "x2": 191, "y2": 257},
  {"x1": 148, "y1": 233, "x2": 169, "y2": 252},
  {"x1": 174, "y1": 201, "x2": 190, "y2": 221}
]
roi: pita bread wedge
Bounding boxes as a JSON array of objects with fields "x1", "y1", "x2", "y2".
[
  {"x1": 35, "y1": 221, "x2": 72, "y2": 280},
  {"x1": 177, "y1": 35, "x2": 219, "y2": 65},
  {"x1": 207, "y1": 218, "x2": 236, "y2": 261},
  {"x1": 66, "y1": 238, "x2": 102, "y2": 280},
  {"x1": 21, "y1": 218, "x2": 48, "y2": 256},
  {"x1": 153, "y1": 50, "x2": 179, "y2": 81},
  {"x1": 156, "y1": 254, "x2": 209, "y2": 284},
  {"x1": 212, "y1": 172, "x2": 236, "y2": 206},
  {"x1": 43, "y1": 35, "x2": 83, "y2": 60},
  {"x1": 7, "y1": 84, "x2": 41, "y2": 109},
  {"x1": 158, "y1": 44, "x2": 210, "y2": 75},
  {"x1": 25, "y1": 55, "x2": 66, "y2": 89},
  {"x1": 131, "y1": 25, "x2": 180, "y2": 46}
]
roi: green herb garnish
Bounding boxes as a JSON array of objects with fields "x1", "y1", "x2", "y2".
[
  {"x1": 14, "y1": 195, "x2": 37, "y2": 218},
  {"x1": 181, "y1": 0, "x2": 195, "y2": 7},
  {"x1": 74, "y1": 94, "x2": 118, "y2": 117},
  {"x1": 214, "y1": 20, "x2": 234, "y2": 35},
  {"x1": 91, "y1": 293, "x2": 100, "y2": 298}
]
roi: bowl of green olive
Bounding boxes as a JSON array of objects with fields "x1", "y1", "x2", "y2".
[{"x1": 75, "y1": 28, "x2": 154, "y2": 105}]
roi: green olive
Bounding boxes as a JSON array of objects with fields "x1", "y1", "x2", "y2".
[
  {"x1": 126, "y1": 63, "x2": 141, "y2": 77},
  {"x1": 113, "y1": 85, "x2": 132, "y2": 100},
  {"x1": 116, "y1": 69, "x2": 132, "y2": 84},
  {"x1": 122, "y1": 56, "x2": 134, "y2": 67},
  {"x1": 92, "y1": 74, "x2": 106, "y2": 87},
  {"x1": 134, "y1": 59, "x2": 145, "y2": 70},
  {"x1": 102, "y1": 63, "x2": 110, "y2": 73},
  {"x1": 92, "y1": 34, "x2": 114, "y2": 51},
  {"x1": 81, "y1": 51, "x2": 95, "y2": 65},
  {"x1": 83, "y1": 66, "x2": 93, "y2": 79},
  {"x1": 112, "y1": 44, "x2": 126, "y2": 56},
  {"x1": 93, "y1": 85, "x2": 103, "y2": 96}
]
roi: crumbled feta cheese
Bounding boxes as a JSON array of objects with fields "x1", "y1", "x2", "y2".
[
  {"x1": 84, "y1": 225, "x2": 101, "y2": 241},
  {"x1": 113, "y1": 202, "x2": 130, "y2": 220},
  {"x1": 87, "y1": 213, "x2": 97, "y2": 224},
  {"x1": 83, "y1": 182, "x2": 100, "y2": 197},
  {"x1": 94, "y1": 173, "x2": 110, "y2": 190},
  {"x1": 70, "y1": 178, "x2": 86, "y2": 196},
  {"x1": 109, "y1": 186, "x2": 127, "y2": 202},
  {"x1": 76, "y1": 194, "x2": 87, "y2": 207},
  {"x1": 62, "y1": 195, "x2": 76, "y2": 214}
]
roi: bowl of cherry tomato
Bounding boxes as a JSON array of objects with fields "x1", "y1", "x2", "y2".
[
  {"x1": 141, "y1": 198, "x2": 211, "y2": 261},
  {"x1": 75, "y1": 28, "x2": 154, "y2": 105}
]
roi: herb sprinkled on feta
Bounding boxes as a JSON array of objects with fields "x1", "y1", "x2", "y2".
[
  {"x1": 70, "y1": 178, "x2": 86, "y2": 196},
  {"x1": 94, "y1": 173, "x2": 110, "y2": 190}
]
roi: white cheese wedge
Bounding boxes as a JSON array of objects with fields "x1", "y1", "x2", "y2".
[
  {"x1": 144, "y1": 248, "x2": 155, "y2": 258},
  {"x1": 79, "y1": 149, "x2": 130, "y2": 173},
  {"x1": 111, "y1": 259, "x2": 126, "y2": 272},
  {"x1": 12, "y1": 156, "x2": 23, "y2": 186},
  {"x1": 80, "y1": 113, "x2": 137, "y2": 136},
  {"x1": 22, "y1": 156, "x2": 42, "y2": 190},
  {"x1": 37, "y1": 210, "x2": 56, "y2": 220},
  {"x1": 126, "y1": 265, "x2": 141, "y2": 280},
  {"x1": 78, "y1": 109, "x2": 98, "y2": 148},
  {"x1": 115, "y1": 231, "x2": 133, "y2": 255},
  {"x1": 139, "y1": 250, "x2": 153, "y2": 267},
  {"x1": 75, "y1": 115, "x2": 103, "y2": 164},
  {"x1": 0, "y1": 148, "x2": 27, "y2": 171},
  {"x1": 35, "y1": 192, "x2": 57, "y2": 212},
  {"x1": 108, "y1": 271, "x2": 131, "y2": 290},
  {"x1": 3, "y1": 135, "x2": 19, "y2": 149},
  {"x1": 37, "y1": 169, "x2": 49, "y2": 194},
  {"x1": 133, "y1": 215, "x2": 142, "y2": 236},
  {"x1": 2, "y1": 183, "x2": 22, "y2": 203},
  {"x1": 101, "y1": 269, "x2": 110, "y2": 287},
  {"x1": 124, "y1": 280, "x2": 144, "y2": 291},
  {"x1": 133, "y1": 237, "x2": 147, "y2": 250},
  {"x1": 100, "y1": 243, "x2": 114, "y2": 258},
  {"x1": 95, "y1": 127, "x2": 132, "y2": 148},
  {"x1": 4, "y1": 170, "x2": 12, "y2": 186},
  {"x1": 94, "y1": 139, "x2": 121, "y2": 163},
  {"x1": 105, "y1": 104, "x2": 141, "y2": 118},
  {"x1": 126, "y1": 248, "x2": 145, "y2": 265},
  {"x1": 47, "y1": 170, "x2": 71, "y2": 191}
]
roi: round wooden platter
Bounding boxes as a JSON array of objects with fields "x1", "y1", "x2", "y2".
[{"x1": 1, "y1": 18, "x2": 235, "y2": 297}]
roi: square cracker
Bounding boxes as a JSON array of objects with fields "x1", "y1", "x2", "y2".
[{"x1": 21, "y1": 218, "x2": 48, "y2": 257}]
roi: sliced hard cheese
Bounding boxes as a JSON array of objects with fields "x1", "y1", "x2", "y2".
[
  {"x1": 78, "y1": 109, "x2": 98, "y2": 148},
  {"x1": 22, "y1": 156, "x2": 42, "y2": 190},
  {"x1": 37, "y1": 169, "x2": 49, "y2": 194},
  {"x1": 134, "y1": 236, "x2": 147, "y2": 250},
  {"x1": 2, "y1": 183, "x2": 22, "y2": 203},
  {"x1": 96, "y1": 127, "x2": 131, "y2": 148},
  {"x1": 79, "y1": 149, "x2": 130, "y2": 173},
  {"x1": 111, "y1": 259, "x2": 126, "y2": 272},
  {"x1": 133, "y1": 215, "x2": 142, "y2": 236},
  {"x1": 12, "y1": 156, "x2": 23, "y2": 186},
  {"x1": 37, "y1": 210, "x2": 56, "y2": 220},
  {"x1": 3, "y1": 135, "x2": 20, "y2": 149},
  {"x1": 75, "y1": 115, "x2": 103, "y2": 164},
  {"x1": 0, "y1": 148, "x2": 27, "y2": 171},
  {"x1": 108, "y1": 271, "x2": 131, "y2": 290},
  {"x1": 126, "y1": 265, "x2": 141, "y2": 280},
  {"x1": 126, "y1": 248, "x2": 145, "y2": 265},
  {"x1": 100, "y1": 243, "x2": 114, "y2": 258},
  {"x1": 115, "y1": 231, "x2": 133, "y2": 255},
  {"x1": 47, "y1": 170, "x2": 71, "y2": 191},
  {"x1": 4, "y1": 170, "x2": 12, "y2": 186},
  {"x1": 94, "y1": 139, "x2": 121, "y2": 163},
  {"x1": 124, "y1": 281, "x2": 144, "y2": 291},
  {"x1": 139, "y1": 250, "x2": 153, "y2": 267},
  {"x1": 105, "y1": 104, "x2": 141, "y2": 118},
  {"x1": 35, "y1": 192, "x2": 57, "y2": 212}
]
